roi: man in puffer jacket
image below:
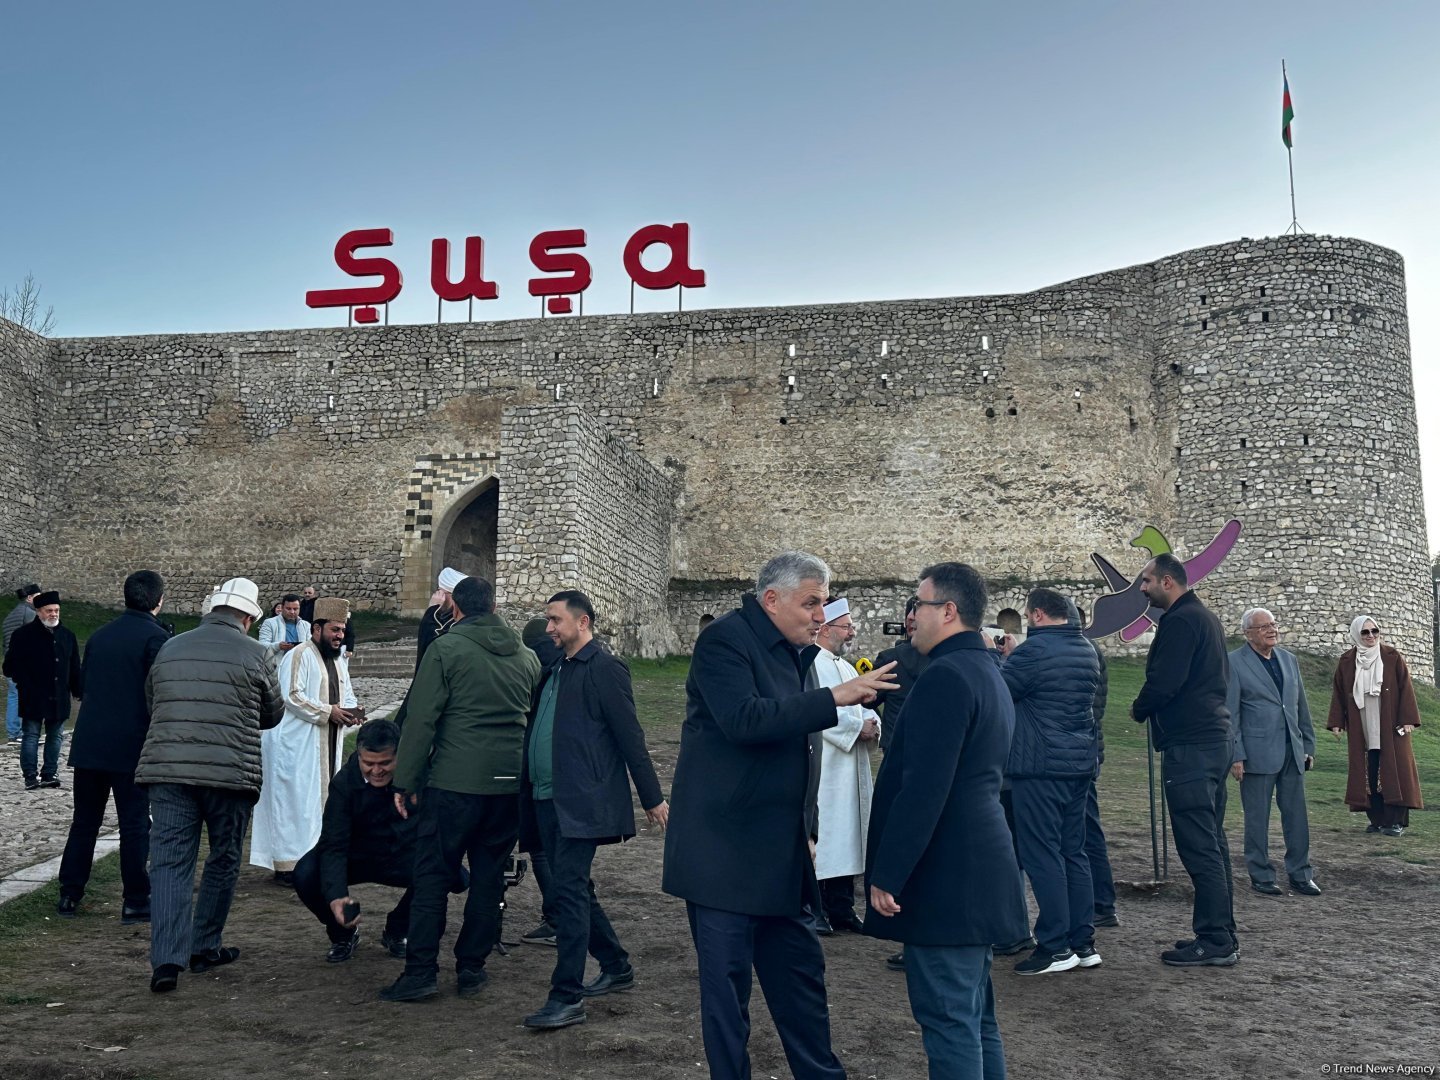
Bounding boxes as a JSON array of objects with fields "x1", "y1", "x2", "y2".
[
  {"x1": 136, "y1": 577, "x2": 284, "y2": 994},
  {"x1": 999, "y1": 588, "x2": 1101, "y2": 975}
]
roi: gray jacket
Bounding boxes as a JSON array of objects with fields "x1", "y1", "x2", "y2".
[
  {"x1": 2, "y1": 601, "x2": 35, "y2": 653},
  {"x1": 1226, "y1": 644, "x2": 1314, "y2": 774},
  {"x1": 136, "y1": 610, "x2": 284, "y2": 796}
]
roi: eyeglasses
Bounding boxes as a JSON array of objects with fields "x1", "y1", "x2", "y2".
[
  {"x1": 912, "y1": 599, "x2": 950, "y2": 609},
  {"x1": 1359, "y1": 628, "x2": 1381, "y2": 638},
  {"x1": 1247, "y1": 622, "x2": 1278, "y2": 633}
]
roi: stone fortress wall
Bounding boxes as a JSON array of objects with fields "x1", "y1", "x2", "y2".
[{"x1": 0, "y1": 234, "x2": 1428, "y2": 674}]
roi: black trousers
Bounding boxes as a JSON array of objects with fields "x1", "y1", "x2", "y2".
[
  {"x1": 818, "y1": 875, "x2": 856, "y2": 921},
  {"x1": 293, "y1": 847, "x2": 414, "y2": 944},
  {"x1": 535, "y1": 799, "x2": 628, "y2": 1004},
  {"x1": 1366, "y1": 749, "x2": 1410, "y2": 828},
  {"x1": 1162, "y1": 741, "x2": 1237, "y2": 951},
  {"x1": 58, "y1": 767, "x2": 151, "y2": 908},
  {"x1": 403, "y1": 788, "x2": 518, "y2": 979},
  {"x1": 686, "y1": 901, "x2": 845, "y2": 1080}
]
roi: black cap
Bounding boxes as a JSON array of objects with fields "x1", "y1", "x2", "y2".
[{"x1": 16, "y1": 583, "x2": 40, "y2": 600}]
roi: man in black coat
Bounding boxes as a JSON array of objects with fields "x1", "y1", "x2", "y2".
[
  {"x1": 517, "y1": 590, "x2": 667, "y2": 1030},
  {"x1": 1131, "y1": 553, "x2": 1237, "y2": 967},
  {"x1": 4, "y1": 590, "x2": 82, "y2": 790},
  {"x1": 865, "y1": 563, "x2": 1027, "y2": 1079},
  {"x1": 56, "y1": 571, "x2": 170, "y2": 920},
  {"x1": 293, "y1": 718, "x2": 425, "y2": 963},
  {"x1": 663, "y1": 551, "x2": 895, "y2": 1080},
  {"x1": 874, "y1": 595, "x2": 929, "y2": 753}
]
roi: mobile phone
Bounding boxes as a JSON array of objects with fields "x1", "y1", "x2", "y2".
[{"x1": 342, "y1": 900, "x2": 361, "y2": 923}]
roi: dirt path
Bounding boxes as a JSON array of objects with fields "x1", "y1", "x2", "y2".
[{"x1": 1, "y1": 718, "x2": 1434, "y2": 1080}]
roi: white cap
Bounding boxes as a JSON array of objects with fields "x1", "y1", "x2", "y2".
[
  {"x1": 437, "y1": 567, "x2": 465, "y2": 592},
  {"x1": 199, "y1": 586, "x2": 220, "y2": 616},
  {"x1": 208, "y1": 577, "x2": 263, "y2": 619},
  {"x1": 823, "y1": 598, "x2": 850, "y2": 623}
]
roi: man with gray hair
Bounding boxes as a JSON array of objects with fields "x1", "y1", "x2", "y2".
[
  {"x1": 664, "y1": 551, "x2": 896, "y2": 1080},
  {"x1": 1227, "y1": 608, "x2": 1320, "y2": 896}
]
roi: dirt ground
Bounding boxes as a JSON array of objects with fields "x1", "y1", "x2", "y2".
[{"x1": 1, "y1": 718, "x2": 1435, "y2": 1080}]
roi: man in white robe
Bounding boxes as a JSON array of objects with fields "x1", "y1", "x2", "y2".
[
  {"x1": 810, "y1": 597, "x2": 879, "y2": 934},
  {"x1": 251, "y1": 597, "x2": 362, "y2": 882}
]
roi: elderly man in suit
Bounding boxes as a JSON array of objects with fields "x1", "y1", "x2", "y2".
[
  {"x1": 1227, "y1": 608, "x2": 1320, "y2": 896},
  {"x1": 663, "y1": 550, "x2": 896, "y2": 1080}
]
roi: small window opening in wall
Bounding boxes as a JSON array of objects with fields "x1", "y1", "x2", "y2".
[
  {"x1": 1007, "y1": 405, "x2": 1018, "y2": 416},
  {"x1": 327, "y1": 394, "x2": 335, "y2": 411},
  {"x1": 985, "y1": 407, "x2": 996, "y2": 418},
  {"x1": 1240, "y1": 480, "x2": 1248, "y2": 493},
  {"x1": 787, "y1": 343, "x2": 796, "y2": 359},
  {"x1": 554, "y1": 384, "x2": 563, "y2": 401},
  {"x1": 199, "y1": 361, "x2": 208, "y2": 377},
  {"x1": 1259, "y1": 286, "x2": 1267, "y2": 297},
  {"x1": 1199, "y1": 294, "x2": 1208, "y2": 305},
  {"x1": 1302, "y1": 434, "x2": 1311, "y2": 446},
  {"x1": 779, "y1": 416, "x2": 789, "y2": 425},
  {"x1": 880, "y1": 373, "x2": 891, "y2": 389},
  {"x1": 1170, "y1": 362, "x2": 1181, "y2": 373},
  {"x1": 327, "y1": 359, "x2": 336, "y2": 374},
  {"x1": 1240, "y1": 437, "x2": 1247, "y2": 448},
  {"x1": 1323, "y1": 283, "x2": 1332, "y2": 293},
  {"x1": 786, "y1": 374, "x2": 797, "y2": 390},
  {"x1": 652, "y1": 377, "x2": 661, "y2": 398},
  {"x1": 1175, "y1": 481, "x2": 1182, "y2": 494},
  {"x1": 880, "y1": 340, "x2": 889, "y2": 357},
  {"x1": 980, "y1": 368, "x2": 991, "y2": 383},
  {"x1": 1261, "y1": 311, "x2": 1271, "y2": 323},
  {"x1": 1201, "y1": 318, "x2": 1208, "y2": 331},
  {"x1": 1175, "y1": 445, "x2": 1183, "y2": 460},
  {"x1": 981, "y1": 335, "x2": 991, "y2": 351}
]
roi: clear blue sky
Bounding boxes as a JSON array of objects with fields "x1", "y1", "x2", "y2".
[{"x1": 5, "y1": 1, "x2": 1439, "y2": 543}]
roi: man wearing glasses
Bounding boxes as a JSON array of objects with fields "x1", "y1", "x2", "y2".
[{"x1": 1226, "y1": 609, "x2": 1320, "y2": 898}]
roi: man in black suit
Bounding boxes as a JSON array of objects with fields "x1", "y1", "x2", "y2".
[
  {"x1": 663, "y1": 551, "x2": 896, "y2": 1080},
  {"x1": 4, "y1": 590, "x2": 82, "y2": 790},
  {"x1": 865, "y1": 563, "x2": 1027, "y2": 1079},
  {"x1": 518, "y1": 590, "x2": 668, "y2": 1030},
  {"x1": 1131, "y1": 553, "x2": 1237, "y2": 967},
  {"x1": 57, "y1": 570, "x2": 170, "y2": 921}
]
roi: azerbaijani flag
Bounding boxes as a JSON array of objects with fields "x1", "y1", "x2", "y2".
[{"x1": 1282, "y1": 72, "x2": 1295, "y2": 148}]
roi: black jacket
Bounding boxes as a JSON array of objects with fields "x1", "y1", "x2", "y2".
[
  {"x1": 415, "y1": 604, "x2": 452, "y2": 672},
  {"x1": 1001, "y1": 624, "x2": 1100, "y2": 780},
  {"x1": 68, "y1": 610, "x2": 171, "y2": 773},
  {"x1": 315, "y1": 752, "x2": 418, "y2": 902},
  {"x1": 1130, "y1": 590, "x2": 1231, "y2": 749},
  {"x1": 874, "y1": 639, "x2": 930, "y2": 751},
  {"x1": 519, "y1": 640, "x2": 664, "y2": 846},
  {"x1": 3, "y1": 618, "x2": 82, "y2": 724},
  {"x1": 863, "y1": 631, "x2": 1027, "y2": 946},
  {"x1": 662, "y1": 593, "x2": 836, "y2": 918},
  {"x1": 1092, "y1": 643, "x2": 1109, "y2": 765}
]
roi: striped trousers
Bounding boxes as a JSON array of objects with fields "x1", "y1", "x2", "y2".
[{"x1": 147, "y1": 783, "x2": 253, "y2": 970}]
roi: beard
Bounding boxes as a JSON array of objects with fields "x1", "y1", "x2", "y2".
[
  {"x1": 317, "y1": 635, "x2": 342, "y2": 659},
  {"x1": 40, "y1": 616, "x2": 59, "y2": 629}
]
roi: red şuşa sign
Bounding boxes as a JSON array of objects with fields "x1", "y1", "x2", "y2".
[{"x1": 307, "y1": 223, "x2": 705, "y2": 323}]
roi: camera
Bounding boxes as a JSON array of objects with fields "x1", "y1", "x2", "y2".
[
  {"x1": 881, "y1": 621, "x2": 905, "y2": 636},
  {"x1": 984, "y1": 627, "x2": 1008, "y2": 648}
]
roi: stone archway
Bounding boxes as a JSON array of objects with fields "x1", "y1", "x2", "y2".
[{"x1": 396, "y1": 452, "x2": 500, "y2": 616}]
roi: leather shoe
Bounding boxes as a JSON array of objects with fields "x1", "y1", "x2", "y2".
[
  {"x1": 1289, "y1": 878, "x2": 1322, "y2": 896},
  {"x1": 379, "y1": 972, "x2": 439, "y2": 1002},
  {"x1": 40, "y1": 778, "x2": 61, "y2": 789},
  {"x1": 380, "y1": 930, "x2": 408, "y2": 958},
  {"x1": 885, "y1": 950, "x2": 906, "y2": 971},
  {"x1": 1250, "y1": 880, "x2": 1284, "y2": 896},
  {"x1": 993, "y1": 936, "x2": 1036, "y2": 957},
  {"x1": 813, "y1": 913, "x2": 834, "y2": 936},
  {"x1": 457, "y1": 968, "x2": 489, "y2": 998},
  {"x1": 1093, "y1": 911, "x2": 1120, "y2": 928},
  {"x1": 56, "y1": 895, "x2": 79, "y2": 918},
  {"x1": 121, "y1": 906, "x2": 151, "y2": 926},
  {"x1": 150, "y1": 964, "x2": 183, "y2": 993},
  {"x1": 830, "y1": 912, "x2": 865, "y2": 933},
  {"x1": 189, "y1": 946, "x2": 240, "y2": 973},
  {"x1": 582, "y1": 967, "x2": 635, "y2": 997},
  {"x1": 524, "y1": 999, "x2": 587, "y2": 1030}
]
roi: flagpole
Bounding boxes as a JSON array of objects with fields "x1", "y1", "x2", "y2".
[{"x1": 1283, "y1": 59, "x2": 1304, "y2": 234}]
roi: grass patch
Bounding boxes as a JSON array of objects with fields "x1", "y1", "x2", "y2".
[{"x1": 0, "y1": 851, "x2": 123, "y2": 945}]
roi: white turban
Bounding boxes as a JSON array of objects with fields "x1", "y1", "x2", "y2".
[
  {"x1": 437, "y1": 567, "x2": 465, "y2": 593},
  {"x1": 823, "y1": 598, "x2": 850, "y2": 623}
]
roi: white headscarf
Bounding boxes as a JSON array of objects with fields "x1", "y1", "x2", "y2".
[{"x1": 1348, "y1": 615, "x2": 1383, "y2": 710}]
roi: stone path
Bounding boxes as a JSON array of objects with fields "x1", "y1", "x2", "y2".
[{"x1": 0, "y1": 674, "x2": 412, "y2": 903}]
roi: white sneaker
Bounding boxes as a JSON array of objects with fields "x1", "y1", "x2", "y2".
[
  {"x1": 1014, "y1": 948, "x2": 1080, "y2": 975},
  {"x1": 1074, "y1": 946, "x2": 1102, "y2": 968}
]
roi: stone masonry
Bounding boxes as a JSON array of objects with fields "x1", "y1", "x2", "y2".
[{"x1": 0, "y1": 234, "x2": 1428, "y2": 672}]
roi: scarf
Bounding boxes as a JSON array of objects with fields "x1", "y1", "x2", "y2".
[{"x1": 1349, "y1": 615, "x2": 1383, "y2": 711}]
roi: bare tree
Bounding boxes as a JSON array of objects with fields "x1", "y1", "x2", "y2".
[{"x1": 0, "y1": 273, "x2": 56, "y2": 335}]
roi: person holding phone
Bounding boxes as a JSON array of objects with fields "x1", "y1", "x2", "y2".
[
  {"x1": 1326, "y1": 617, "x2": 1423, "y2": 837},
  {"x1": 1226, "y1": 609, "x2": 1320, "y2": 896}
]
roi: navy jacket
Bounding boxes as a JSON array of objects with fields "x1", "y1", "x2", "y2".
[
  {"x1": 314, "y1": 752, "x2": 418, "y2": 902},
  {"x1": 68, "y1": 609, "x2": 171, "y2": 773},
  {"x1": 3, "y1": 618, "x2": 82, "y2": 724},
  {"x1": 662, "y1": 593, "x2": 835, "y2": 918},
  {"x1": 863, "y1": 631, "x2": 1027, "y2": 946},
  {"x1": 1001, "y1": 623, "x2": 1101, "y2": 779},
  {"x1": 519, "y1": 640, "x2": 665, "y2": 846},
  {"x1": 1130, "y1": 590, "x2": 1231, "y2": 749}
]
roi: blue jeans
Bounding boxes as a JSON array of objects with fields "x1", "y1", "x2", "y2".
[
  {"x1": 6, "y1": 681, "x2": 20, "y2": 740},
  {"x1": 905, "y1": 945, "x2": 1006, "y2": 1080},
  {"x1": 20, "y1": 717, "x2": 65, "y2": 783}
]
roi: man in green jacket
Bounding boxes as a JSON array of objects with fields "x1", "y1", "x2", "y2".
[{"x1": 380, "y1": 575, "x2": 541, "y2": 1002}]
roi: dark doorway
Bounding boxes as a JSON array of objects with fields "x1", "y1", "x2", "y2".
[{"x1": 436, "y1": 479, "x2": 498, "y2": 585}]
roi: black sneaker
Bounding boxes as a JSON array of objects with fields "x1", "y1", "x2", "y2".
[
  {"x1": 379, "y1": 972, "x2": 439, "y2": 1002},
  {"x1": 1381, "y1": 825, "x2": 1405, "y2": 837},
  {"x1": 1093, "y1": 911, "x2": 1120, "y2": 928},
  {"x1": 1160, "y1": 941, "x2": 1238, "y2": 967},
  {"x1": 189, "y1": 946, "x2": 241, "y2": 973},
  {"x1": 886, "y1": 951, "x2": 906, "y2": 972},
  {"x1": 272, "y1": 870, "x2": 295, "y2": 886},
  {"x1": 1074, "y1": 946, "x2": 1102, "y2": 969},
  {"x1": 56, "y1": 895, "x2": 79, "y2": 918},
  {"x1": 381, "y1": 930, "x2": 408, "y2": 958},
  {"x1": 993, "y1": 936, "x2": 1037, "y2": 957},
  {"x1": 1014, "y1": 947, "x2": 1079, "y2": 975},
  {"x1": 23, "y1": 778, "x2": 39, "y2": 791},
  {"x1": 327, "y1": 929, "x2": 360, "y2": 963},
  {"x1": 1365, "y1": 824, "x2": 1382, "y2": 833},
  {"x1": 457, "y1": 968, "x2": 489, "y2": 998},
  {"x1": 520, "y1": 920, "x2": 557, "y2": 947},
  {"x1": 39, "y1": 778, "x2": 61, "y2": 789}
]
